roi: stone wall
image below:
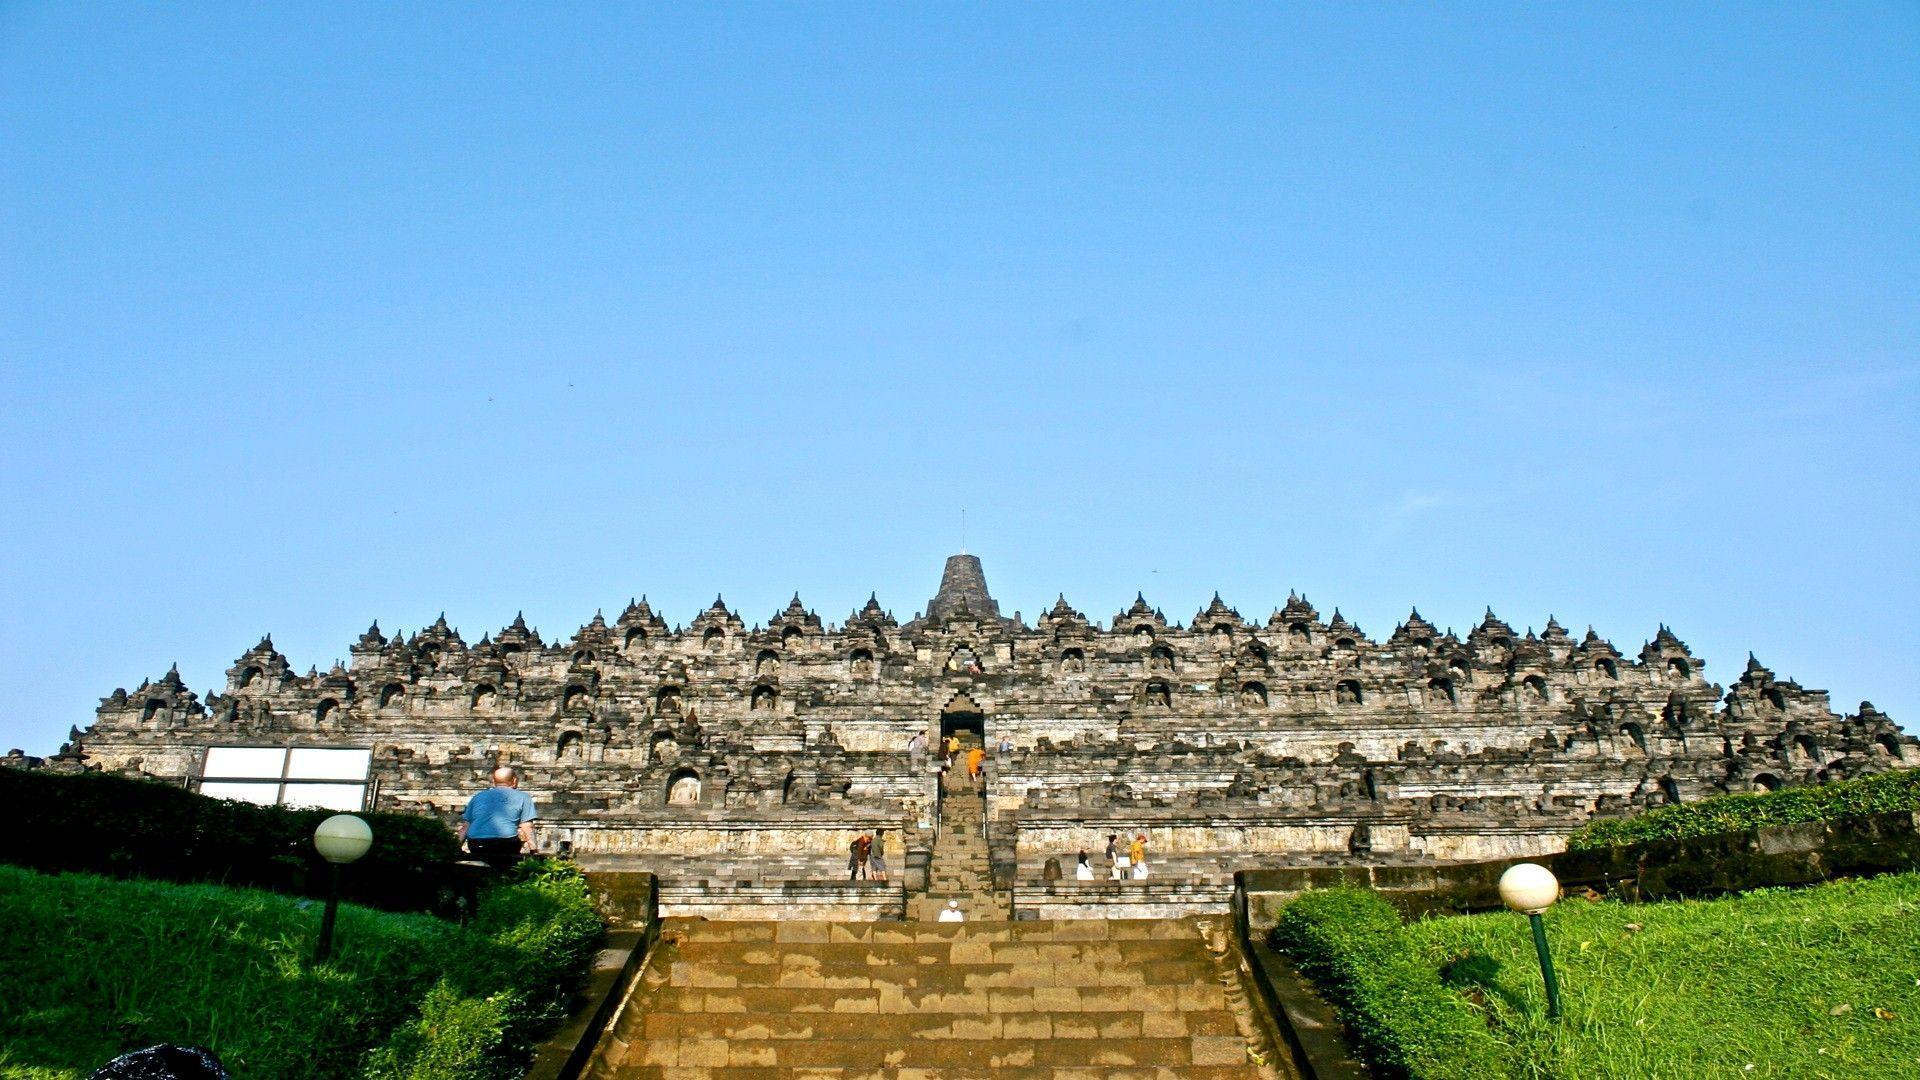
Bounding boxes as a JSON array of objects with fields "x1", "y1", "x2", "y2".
[
  {"x1": 1239, "y1": 808, "x2": 1920, "y2": 928},
  {"x1": 655, "y1": 880, "x2": 905, "y2": 921},
  {"x1": 65, "y1": 554, "x2": 1915, "y2": 897},
  {"x1": 1013, "y1": 880, "x2": 1235, "y2": 920}
]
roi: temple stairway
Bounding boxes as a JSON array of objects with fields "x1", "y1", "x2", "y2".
[
  {"x1": 909, "y1": 743, "x2": 1010, "y2": 921},
  {"x1": 589, "y1": 915, "x2": 1288, "y2": 1078}
]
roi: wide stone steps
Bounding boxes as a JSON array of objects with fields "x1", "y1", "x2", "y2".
[
  {"x1": 611, "y1": 1039, "x2": 1251, "y2": 1072},
  {"x1": 610, "y1": 1065, "x2": 1255, "y2": 1079},
  {"x1": 592, "y1": 917, "x2": 1276, "y2": 1079},
  {"x1": 635, "y1": 1009, "x2": 1242, "y2": 1040},
  {"x1": 664, "y1": 959, "x2": 1216, "y2": 989}
]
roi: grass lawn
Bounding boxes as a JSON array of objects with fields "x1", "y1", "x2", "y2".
[
  {"x1": 0, "y1": 862, "x2": 601, "y2": 1079},
  {"x1": 1405, "y1": 873, "x2": 1920, "y2": 1079}
]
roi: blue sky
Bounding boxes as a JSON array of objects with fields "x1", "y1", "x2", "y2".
[{"x1": 2, "y1": 4, "x2": 1915, "y2": 754}]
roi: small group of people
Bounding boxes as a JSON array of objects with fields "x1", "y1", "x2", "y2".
[
  {"x1": 951, "y1": 736, "x2": 987, "y2": 780},
  {"x1": 847, "y1": 831, "x2": 889, "y2": 881},
  {"x1": 909, "y1": 730, "x2": 1017, "y2": 783},
  {"x1": 1089, "y1": 833, "x2": 1149, "y2": 879},
  {"x1": 1042, "y1": 833, "x2": 1150, "y2": 882}
]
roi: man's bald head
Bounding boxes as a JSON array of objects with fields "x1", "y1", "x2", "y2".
[{"x1": 491, "y1": 765, "x2": 518, "y2": 787}]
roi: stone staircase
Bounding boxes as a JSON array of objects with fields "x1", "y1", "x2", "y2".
[
  {"x1": 909, "y1": 748, "x2": 1010, "y2": 922},
  {"x1": 589, "y1": 914, "x2": 1287, "y2": 1078}
]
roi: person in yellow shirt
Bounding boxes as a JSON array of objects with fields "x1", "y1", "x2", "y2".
[{"x1": 1128, "y1": 834, "x2": 1147, "y2": 877}]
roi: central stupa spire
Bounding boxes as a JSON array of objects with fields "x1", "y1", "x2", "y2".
[{"x1": 922, "y1": 552, "x2": 1006, "y2": 625}]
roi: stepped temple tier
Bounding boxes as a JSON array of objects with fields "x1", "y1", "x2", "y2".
[{"x1": 72, "y1": 553, "x2": 1913, "y2": 919}]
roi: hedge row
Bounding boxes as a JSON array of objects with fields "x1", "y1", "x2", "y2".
[
  {"x1": 1566, "y1": 766, "x2": 1920, "y2": 850},
  {"x1": 1268, "y1": 888, "x2": 1510, "y2": 1080},
  {"x1": 0, "y1": 857, "x2": 604, "y2": 1079},
  {"x1": 4, "y1": 768, "x2": 462, "y2": 914}
]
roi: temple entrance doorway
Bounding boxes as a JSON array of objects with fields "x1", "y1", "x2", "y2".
[
  {"x1": 941, "y1": 708, "x2": 984, "y2": 743},
  {"x1": 938, "y1": 691, "x2": 986, "y2": 747}
]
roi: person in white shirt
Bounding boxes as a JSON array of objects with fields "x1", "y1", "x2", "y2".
[
  {"x1": 1075, "y1": 851, "x2": 1095, "y2": 880},
  {"x1": 937, "y1": 899, "x2": 965, "y2": 922}
]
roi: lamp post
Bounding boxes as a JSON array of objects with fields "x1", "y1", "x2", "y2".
[
  {"x1": 312, "y1": 813, "x2": 373, "y2": 964},
  {"x1": 1498, "y1": 862, "x2": 1563, "y2": 1019}
]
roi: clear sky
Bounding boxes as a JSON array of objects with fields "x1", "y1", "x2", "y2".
[{"x1": 2, "y1": 5, "x2": 1915, "y2": 755}]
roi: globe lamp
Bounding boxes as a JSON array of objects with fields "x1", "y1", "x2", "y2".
[
  {"x1": 311, "y1": 814, "x2": 373, "y2": 962},
  {"x1": 313, "y1": 814, "x2": 373, "y2": 865},
  {"x1": 1498, "y1": 862, "x2": 1564, "y2": 1019}
]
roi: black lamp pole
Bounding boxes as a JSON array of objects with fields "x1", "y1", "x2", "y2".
[
  {"x1": 1528, "y1": 911, "x2": 1563, "y2": 1019},
  {"x1": 315, "y1": 862, "x2": 343, "y2": 963},
  {"x1": 311, "y1": 814, "x2": 372, "y2": 965}
]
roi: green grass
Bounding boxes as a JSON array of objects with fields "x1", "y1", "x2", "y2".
[
  {"x1": 1270, "y1": 887, "x2": 1510, "y2": 1079},
  {"x1": 0, "y1": 860, "x2": 602, "y2": 1079},
  {"x1": 1566, "y1": 767, "x2": 1920, "y2": 849},
  {"x1": 1404, "y1": 873, "x2": 1920, "y2": 1079}
]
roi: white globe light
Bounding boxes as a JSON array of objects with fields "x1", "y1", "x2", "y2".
[
  {"x1": 1498, "y1": 862, "x2": 1560, "y2": 914},
  {"x1": 313, "y1": 814, "x2": 374, "y2": 865}
]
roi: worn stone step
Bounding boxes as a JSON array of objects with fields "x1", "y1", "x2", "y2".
[
  {"x1": 639, "y1": 1008, "x2": 1243, "y2": 1042},
  {"x1": 666, "y1": 919, "x2": 1207, "y2": 943},
  {"x1": 629, "y1": 1035, "x2": 1245, "y2": 1070},
  {"x1": 672, "y1": 939, "x2": 1206, "y2": 965},
  {"x1": 643, "y1": 982, "x2": 1232, "y2": 1015},
  {"x1": 665, "y1": 959, "x2": 1216, "y2": 990},
  {"x1": 606, "y1": 1060, "x2": 1251, "y2": 1068}
]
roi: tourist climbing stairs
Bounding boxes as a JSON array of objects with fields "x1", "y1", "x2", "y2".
[
  {"x1": 910, "y1": 734, "x2": 1011, "y2": 921},
  {"x1": 588, "y1": 914, "x2": 1289, "y2": 1078}
]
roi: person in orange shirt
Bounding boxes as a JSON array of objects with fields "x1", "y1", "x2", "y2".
[
  {"x1": 966, "y1": 745, "x2": 986, "y2": 781},
  {"x1": 1129, "y1": 833, "x2": 1147, "y2": 877}
]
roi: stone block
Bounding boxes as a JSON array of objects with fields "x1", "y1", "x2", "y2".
[{"x1": 1191, "y1": 1035, "x2": 1248, "y2": 1066}]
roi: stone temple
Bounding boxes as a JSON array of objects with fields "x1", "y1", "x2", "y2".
[{"x1": 69, "y1": 553, "x2": 1914, "y2": 919}]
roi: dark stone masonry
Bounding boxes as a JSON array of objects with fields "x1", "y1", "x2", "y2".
[{"x1": 58, "y1": 553, "x2": 1915, "y2": 917}]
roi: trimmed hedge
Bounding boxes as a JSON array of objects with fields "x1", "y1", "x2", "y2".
[
  {"x1": 1567, "y1": 767, "x2": 1920, "y2": 850},
  {"x1": 4, "y1": 768, "x2": 462, "y2": 914},
  {"x1": 1269, "y1": 888, "x2": 1510, "y2": 1080},
  {"x1": 0, "y1": 857, "x2": 603, "y2": 1079}
]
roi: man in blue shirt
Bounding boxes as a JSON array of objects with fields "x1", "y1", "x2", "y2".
[{"x1": 458, "y1": 765, "x2": 537, "y2": 869}]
